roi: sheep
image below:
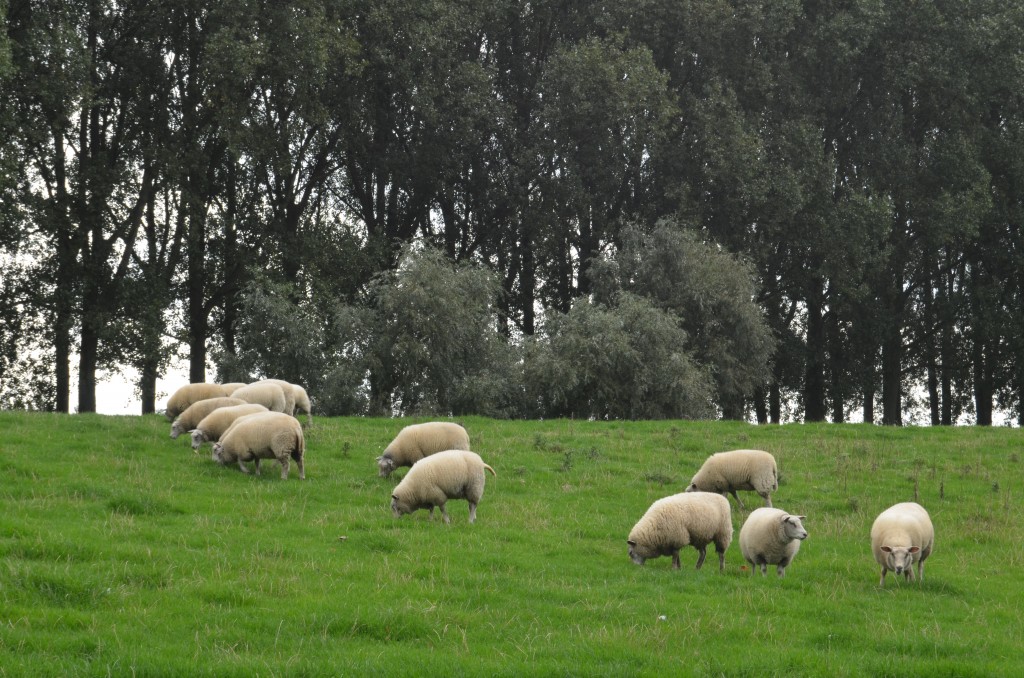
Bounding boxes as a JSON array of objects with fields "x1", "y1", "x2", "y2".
[
  {"x1": 685, "y1": 449, "x2": 778, "y2": 509},
  {"x1": 164, "y1": 383, "x2": 234, "y2": 420},
  {"x1": 231, "y1": 381, "x2": 288, "y2": 413},
  {"x1": 169, "y1": 397, "x2": 247, "y2": 439},
  {"x1": 292, "y1": 384, "x2": 313, "y2": 425},
  {"x1": 212, "y1": 411, "x2": 305, "y2": 480},
  {"x1": 739, "y1": 508, "x2": 808, "y2": 577},
  {"x1": 390, "y1": 449, "x2": 496, "y2": 524},
  {"x1": 870, "y1": 502, "x2": 934, "y2": 587},
  {"x1": 263, "y1": 379, "x2": 298, "y2": 416},
  {"x1": 377, "y1": 422, "x2": 470, "y2": 477},
  {"x1": 190, "y1": 403, "x2": 269, "y2": 450},
  {"x1": 627, "y1": 492, "x2": 733, "y2": 572},
  {"x1": 219, "y1": 382, "x2": 247, "y2": 395}
]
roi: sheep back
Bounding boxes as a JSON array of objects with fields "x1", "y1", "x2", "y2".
[
  {"x1": 390, "y1": 449, "x2": 495, "y2": 523},
  {"x1": 170, "y1": 397, "x2": 247, "y2": 439},
  {"x1": 213, "y1": 411, "x2": 305, "y2": 480},
  {"x1": 165, "y1": 383, "x2": 233, "y2": 420},
  {"x1": 219, "y1": 382, "x2": 247, "y2": 395},
  {"x1": 232, "y1": 382, "x2": 288, "y2": 413},
  {"x1": 739, "y1": 507, "x2": 807, "y2": 576},
  {"x1": 191, "y1": 403, "x2": 269, "y2": 450},
  {"x1": 627, "y1": 492, "x2": 733, "y2": 571},
  {"x1": 263, "y1": 379, "x2": 298, "y2": 416},
  {"x1": 377, "y1": 422, "x2": 471, "y2": 477},
  {"x1": 686, "y1": 449, "x2": 778, "y2": 508},
  {"x1": 870, "y1": 502, "x2": 934, "y2": 586}
]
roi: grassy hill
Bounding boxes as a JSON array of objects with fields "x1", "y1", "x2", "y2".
[{"x1": 1, "y1": 412, "x2": 1021, "y2": 676}]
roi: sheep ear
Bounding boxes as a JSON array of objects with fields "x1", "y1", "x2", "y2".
[
  {"x1": 880, "y1": 546, "x2": 893, "y2": 553},
  {"x1": 908, "y1": 546, "x2": 920, "y2": 553},
  {"x1": 375, "y1": 456, "x2": 383, "y2": 462},
  {"x1": 391, "y1": 495, "x2": 398, "y2": 501},
  {"x1": 796, "y1": 515, "x2": 806, "y2": 521}
]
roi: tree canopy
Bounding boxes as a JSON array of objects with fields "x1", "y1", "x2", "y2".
[{"x1": 2, "y1": 0, "x2": 1022, "y2": 424}]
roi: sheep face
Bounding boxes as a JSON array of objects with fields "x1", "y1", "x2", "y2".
[
  {"x1": 191, "y1": 430, "x2": 207, "y2": 450},
  {"x1": 170, "y1": 421, "x2": 187, "y2": 439},
  {"x1": 880, "y1": 545, "x2": 920, "y2": 575},
  {"x1": 377, "y1": 455, "x2": 397, "y2": 478},
  {"x1": 626, "y1": 539, "x2": 651, "y2": 565},
  {"x1": 783, "y1": 515, "x2": 808, "y2": 541},
  {"x1": 212, "y1": 443, "x2": 226, "y2": 465},
  {"x1": 391, "y1": 494, "x2": 409, "y2": 518}
]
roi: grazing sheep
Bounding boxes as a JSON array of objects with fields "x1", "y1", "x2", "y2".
[
  {"x1": 685, "y1": 449, "x2": 778, "y2": 509},
  {"x1": 219, "y1": 382, "x2": 247, "y2": 395},
  {"x1": 190, "y1": 403, "x2": 269, "y2": 450},
  {"x1": 871, "y1": 502, "x2": 934, "y2": 587},
  {"x1": 390, "y1": 450, "x2": 496, "y2": 524},
  {"x1": 292, "y1": 384, "x2": 313, "y2": 425},
  {"x1": 212, "y1": 411, "x2": 305, "y2": 480},
  {"x1": 377, "y1": 422, "x2": 470, "y2": 477},
  {"x1": 164, "y1": 383, "x2": 233, "y2": 421},
  {"x1": 231, "y1": 381, "x2": 288, "y2": 413},
  {"x1": 627, "y1": 492, "x2": 733, "y2": 572},
  {"x1": 263, "y1": 379, "x2": 298, "y2": 416},
  {"x1": 169, "y1": 397, "x2": 248, "y2": 439},
  {"x1": 739, "y1": 508, "x2": 808, "y2": 577}
]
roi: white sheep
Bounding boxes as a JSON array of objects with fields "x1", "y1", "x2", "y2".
[
  {"x1": 231, "y1": 381, "x2": 288, "y2": 413},
  {"x1": 219, "y1": 382, "x2": 247, "y2": 395},
  {"x1": 292, "y1": 384, "x2": 313, "y2": 425},
  {"x1": 190, "y1": 403, "x2": 269, "y2": 450},
  {"x1": 164, "y1": 383, "x2": 234, "y2": 420},
  {"x1": 169, "y1": 397, "x2": 247, "y2": 439},
  {"x1": 212, "y1": 411, "x2": 305, "y2": 480},
  {"x1": 390, "y1": 449, "x2": 496, "y2": 524},
  {"x1": 377, "y1": 421, "x2": 470, "y2": 477},
  {"x1": 263, "y1": 379, "x2": 298, "y2": 416},
  {"x1": 870, "y1": 502, "x2": 934, "y2": 587},
  {"x1": 685, "y1": 449, "x2": 778, "y2": 509},
  {"x1": 739, "y1": 508, "x2": 807, "y2": 577},
  {"x1": 627, "y1": 492, "x2": 733, "y2": 572}
]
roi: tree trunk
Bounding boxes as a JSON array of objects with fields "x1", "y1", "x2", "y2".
[
  {"x1": 803, "y1": 283, "x2": 827, "y2": 422},
  {"x1": 881, "y1": 325, "x2": 902, "y2": 426},
  {"x1": 77, "y1": 320, "x2": 98, "y2": 413}
]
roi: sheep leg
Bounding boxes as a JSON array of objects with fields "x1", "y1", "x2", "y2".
[
  {"x1": 759, "y1": 491, "x2": 772, "y2": 507},
  {"x1": 237, "y1": 460, "x2": 251, "y2": 474},
  {"x1": 917, "y1": 561, "x2": 924, "y2": 583},
  {"x1": 295, "y1": 456, "x2": 305, "y2": 480},
  {"x1": 253, "y1": 459, "x2": 261, "y2": 476},
  {"x1": 694, "y1": 546, "x2": 707, "y2": 570},
  {"x1": 879, "y1": 567, "x2": 888, "y2": 587},
  {"x1": 729, "y1": 490, "x2": 745, "y2": 510},
  {"x1": 279, "y1": 457, "x2": 289, "y2": 480},
  {"x1": 715, "y1": 543, "x2": 726, "y2": 572},
  {"x1": 468, "y1": 501, "x2": 477, "y2": 524},
  {"x1": 759, "y1": 563, "x2": 768, "y2": 576},
  {"x1": 671, "y1": 552, "x2": 681, "y2": 570},
  {"x1": 440, "y1": 503, "x2": 451, "y2": 525}
]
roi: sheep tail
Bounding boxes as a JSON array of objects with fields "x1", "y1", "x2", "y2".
[
  {"x1": 292, "y1": 432, "x2": 305, "y2": 463},
  {"x1": 483, "y1": 463, "x2": 496, "y2": 477}
]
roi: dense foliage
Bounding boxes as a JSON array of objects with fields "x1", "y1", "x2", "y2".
[{"x1": 1, "y1": 1, "x2": 1022, "y2": 423}]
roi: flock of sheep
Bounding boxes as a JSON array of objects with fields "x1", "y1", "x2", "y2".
[{"x1": 163, "y1": 387, "x2": 935, "y2": 586}]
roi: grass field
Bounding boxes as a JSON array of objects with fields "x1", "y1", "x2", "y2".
[{"x1": 1, "y1": 412, "x2": 1021, "y2": 676}]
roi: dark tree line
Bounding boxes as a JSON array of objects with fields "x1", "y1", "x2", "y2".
[{"x1": 1, "y1": 0, "x2": 1022, "y2": 424}]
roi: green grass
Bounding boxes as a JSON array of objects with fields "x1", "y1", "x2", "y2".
[{"x1": 0, "y1": 412, "x2": 1021, "y2": 676}]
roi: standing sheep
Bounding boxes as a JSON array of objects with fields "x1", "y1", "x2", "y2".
[
  {"x1": 870, "y1": 502, "x2": 934, "y2": 587},
  {"x1": 390, "y1": 450, "x2": 496, "y2": 524},
  {"x1": 377, "y1": 422, "x2": 470, "y2": 477},
  {"x1": 164, "y1": 383, "x2": 234, "y2": 420},
  {"x1": 292, "y1": 384, "x2": 313, "y2": 425},
  {"x1": 739, "y1": 508, "x2": 808, "y2": 577},
  {"x1": 231, "y1": 381, "x2": 288, "y2": 413},
  {"x1": 685, "y1": 449, "x2": 778, "y2": 509},
  {"x1": 212, "y1": 411, "x2": 305, "y2": 480},
  {"x1": 190, "y1": 403, "x2": 269, "y2": 450},
  {"x1": 627, "y1": 492, "x2": 733, "y2": 572},
  {"x1": 169, "y1": 397, "x2": 247, "y2": 439}
]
